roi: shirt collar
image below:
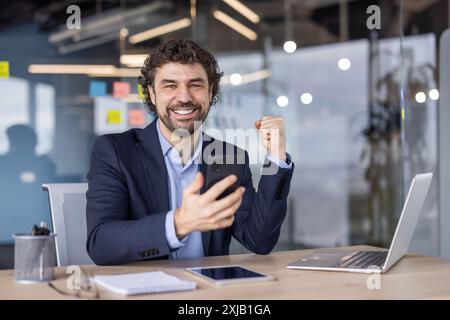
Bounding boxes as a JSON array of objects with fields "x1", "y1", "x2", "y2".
[
  {"x1": 156, "y1": 119, "x2": 203, "y2": 163},
  {"x1": 156, "y1": 119, "x2": 172, "y2": 156}
]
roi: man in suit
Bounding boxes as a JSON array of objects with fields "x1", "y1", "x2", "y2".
[{"x1": 86, "y1": 39, "x2": 294, "y2": 265}]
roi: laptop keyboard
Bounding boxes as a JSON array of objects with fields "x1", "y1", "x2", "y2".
[{"x1": 332, "y1": 251, "x2": 388, "y2": 269}]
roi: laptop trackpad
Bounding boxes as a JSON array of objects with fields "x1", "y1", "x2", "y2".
[{"x1": 296, "y1": 253, "x2": 344, "y2": 267}]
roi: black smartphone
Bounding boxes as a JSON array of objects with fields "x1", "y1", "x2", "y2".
[{"x1": 204, "y1": 160, "x2": 242, "y2": 200}]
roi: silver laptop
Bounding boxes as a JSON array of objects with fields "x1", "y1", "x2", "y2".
[{"x1": 286, "y1": 173, "x2": 433, "y2": 274}]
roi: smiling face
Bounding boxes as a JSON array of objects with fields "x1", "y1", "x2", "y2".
[{"x1": 148, "y1": 62, "x2": 212, "y2": 135}]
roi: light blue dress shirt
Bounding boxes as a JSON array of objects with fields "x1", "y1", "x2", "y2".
[{"x1": 156, "y1": 120, "x2": 292, "y2": 259}]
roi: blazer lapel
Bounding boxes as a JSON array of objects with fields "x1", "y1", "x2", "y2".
[{"x1": 135, "y1": 120, "x2": 170, "y2": 213}]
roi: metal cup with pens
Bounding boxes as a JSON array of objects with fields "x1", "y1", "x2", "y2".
[{"x1": 13, "y1": 222, "x2": 57, "y2": 283}]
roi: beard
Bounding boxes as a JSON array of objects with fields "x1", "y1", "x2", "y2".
[{"x1": 157, "y1": 101, "x2": 209, "y2": 135}]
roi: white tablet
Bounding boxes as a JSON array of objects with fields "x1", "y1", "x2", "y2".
[{"x1": 185, "y1": 265, "x2": 274, "y2": 285}]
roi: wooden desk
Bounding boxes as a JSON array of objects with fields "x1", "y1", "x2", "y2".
[{"x1": 1, "y1": 246, "x2": 450, "y2": 300}]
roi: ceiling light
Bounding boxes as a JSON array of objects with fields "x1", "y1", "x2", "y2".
[
  {"x1": 338, "y1": 58, "x2": 351, "y2": 71},
  {"x1": 129, "y1": 18, "x2": 191, "y2": 44},
  {"x1": 300, "y1": 93, "x2": 313, "y2": 105},
  {"x1": 428, "y1": 89, "x2": 439, "y2": 101},
  {"x1": 28, "y1": 64, "x2": 116, "y2": 75},
  {"x1": 120, "y1": 54, "x2": 147, "y2": 67},
  {"x1": 222, "y1": 0, "x2": 260, "y2": 24},
  {"x1": 283, "y1": 41, "x2": 297, "y2": 53},
  {"x1": 415, "y1": 92, "x2": 426, "y2": 103},
  {"x1": 277, "y1": 95, "x2": 289, "y2": 107},
  {"x1": 213, "y1": 10, "x2": 257, "y2": 41},
  {"x1": 230, "y1": 73, "x2": 242, "y2": 85}
]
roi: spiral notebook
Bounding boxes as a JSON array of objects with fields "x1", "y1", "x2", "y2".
[{"x1": 92, "y1": 271, "x2": 197, "y2": 296}]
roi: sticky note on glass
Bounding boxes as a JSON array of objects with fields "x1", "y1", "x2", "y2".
[
  {"x1": 137, "y1": 84, "x2": 145, "y2": 99},
  {"x1": 113, "y1": 81, "x2": 130, "y2": 98},
  {"x1": 0, "y1": 61, "x2": 10, "y2": 78},
  {"x1": 128, "y1": 109, "x2": 146, "y2": 126},
  {"x1": 106, "y1": 109, "x2": 122, "y2": 124},
  {"x1": 90, "y1": 80, "x2": 107, "y2": 97}
]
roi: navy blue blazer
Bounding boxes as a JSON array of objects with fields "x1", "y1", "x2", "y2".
[{"x1": 86, "y1": 120, "x2": 294, "y2": 265}]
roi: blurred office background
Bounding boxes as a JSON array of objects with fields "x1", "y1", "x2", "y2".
[{"x1": 1, "y1": 0, "x2": 449, "y2": 268}]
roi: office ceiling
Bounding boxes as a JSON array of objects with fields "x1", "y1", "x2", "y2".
[{"x1": 0, "y1": 0, "x2": 445, "y2": 54}]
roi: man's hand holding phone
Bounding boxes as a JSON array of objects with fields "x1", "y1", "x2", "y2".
[{"x1": 174, "y1": 172, "x2": 245, "y2": 239}]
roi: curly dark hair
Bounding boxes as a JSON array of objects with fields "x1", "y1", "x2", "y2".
[{"x1": 138, "y1": 39, "x2": 223, "y2": 114}]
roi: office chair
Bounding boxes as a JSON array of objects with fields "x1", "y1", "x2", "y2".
[{"x1": 42, "y1": 183, "x2": 94, "y2": 266}]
